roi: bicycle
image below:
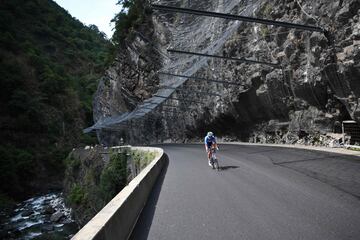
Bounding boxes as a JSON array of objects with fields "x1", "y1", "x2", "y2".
[{"x1": 209, "y1": 147, "x2": 220, "y2": 171}]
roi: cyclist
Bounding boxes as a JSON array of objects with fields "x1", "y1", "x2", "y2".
[{"x1": 204, "y1": 131, "x2": 218, "y2": 166}]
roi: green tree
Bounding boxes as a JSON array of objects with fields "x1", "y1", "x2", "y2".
[
  {"x1": 0, "y1": 0, "x2": 111, "y2": 202},
  {"x1": 111, "y1": 0, "x2": 148, "y2": 46}
]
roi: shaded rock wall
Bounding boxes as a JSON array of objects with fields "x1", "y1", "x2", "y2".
[{"x1": 93, "y1": 0, "x2": 360, "y2": 146}]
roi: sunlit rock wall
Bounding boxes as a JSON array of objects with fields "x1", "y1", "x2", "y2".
[{"x1": 93, "y1": 0, "x2": 360, "y2": 145}]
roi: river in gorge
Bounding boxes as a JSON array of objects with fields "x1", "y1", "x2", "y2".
[{"x1": 0, "y1": 193, "x2": 78, "y2": 240}]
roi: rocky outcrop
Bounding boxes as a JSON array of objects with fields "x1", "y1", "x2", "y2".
[
  {"x1": 63, "y1": 146, "x2": 155, "y2": 226},
  {"x1": 63, "y1": 146, "x2": 108, "y2": 226},
  {"x1": 0, "y1": 193, "x2": 76, "y2": 240},
  {"x1": 93, "y1": 0, "x2": 360, "y2": 146}
]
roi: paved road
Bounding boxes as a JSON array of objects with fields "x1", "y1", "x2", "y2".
[{"x1": 130, "y1": 144, "x2": 360, "y2": 240}]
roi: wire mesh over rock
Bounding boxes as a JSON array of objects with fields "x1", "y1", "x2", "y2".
[{"x1": 90, "y1": 0, "x2": 360, "y2": 146}]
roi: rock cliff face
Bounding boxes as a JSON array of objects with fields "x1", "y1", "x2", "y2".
[
  {"x1": 64, "y1": 146, "x2": 129, "y2": 226},
  {"x1": 93, "y1": 0, "x2": 360, "y2": 146}
]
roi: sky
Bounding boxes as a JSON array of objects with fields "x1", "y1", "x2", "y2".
[{"x1": 54, "y1": 0, "x2": 122, "y2": 38}]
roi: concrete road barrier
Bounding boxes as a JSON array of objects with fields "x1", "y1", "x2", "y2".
[{"x1": 72, "y1": 147, "x2": 167, "y2": 240}]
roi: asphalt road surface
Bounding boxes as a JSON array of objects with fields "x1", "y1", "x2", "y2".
[{"x1": 130, "y1": 144, "x2": 360, "y2": 240}]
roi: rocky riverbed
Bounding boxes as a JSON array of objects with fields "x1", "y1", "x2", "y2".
[{"x1": 0, "y1": 193, "x2": 78, "y2": 240}]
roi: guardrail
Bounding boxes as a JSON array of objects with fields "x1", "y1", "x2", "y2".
[{"x1": 72, "y1": 147, "x2": 167, "y2": 240}]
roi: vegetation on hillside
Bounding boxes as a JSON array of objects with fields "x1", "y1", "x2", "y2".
[
  {"x1": 132, "y1": 149, "x2": 156, "y2": 170},
  {"x1": 111, "y1": 0, "x2": 151, "y2": 47},
  {"x1": 0, "y1": 0, "x2": 110, "y2": 203},
  {"x1": 64, "y1": 148, "x2": 129, "y2": 226},
  {"x1": 64, "y1": 147, "x2": 156, "y2": 226}
]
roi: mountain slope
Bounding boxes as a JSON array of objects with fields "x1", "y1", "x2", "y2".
[{"x1": 0, "y1": 0, "x2": 110, "y2": 201}]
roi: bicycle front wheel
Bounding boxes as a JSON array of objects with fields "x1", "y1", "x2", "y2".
[{"x1": 213, "y1": 159, "x2": 219, "y2": 170}]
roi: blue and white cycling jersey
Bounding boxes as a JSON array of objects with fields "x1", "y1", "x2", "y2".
[{"x1": 204, "y1": 135, "x2": 216, "y2": 148}]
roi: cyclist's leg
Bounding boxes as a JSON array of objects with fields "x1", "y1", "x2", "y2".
[
  {"x1": 206, "y1": 143, "x2": 211, "y2": 159},
  {"x1": 207, "y1": 148, "x2": 212, "y2": 166}
]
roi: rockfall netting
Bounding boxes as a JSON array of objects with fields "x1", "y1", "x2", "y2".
[{"x1": 84, "y1": 0, "x2": 263, "y2": 133}]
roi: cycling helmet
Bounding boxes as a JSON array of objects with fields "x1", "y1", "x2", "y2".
[{"x1": 207, "y1": 131, "x2": 214, "y2": 137}]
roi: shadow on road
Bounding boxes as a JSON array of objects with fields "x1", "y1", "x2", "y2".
[
  {"x1": 271, "y1": 154, "x2": 357, "y2": 165},
  {"x1": 129, "y1": 154, "x2": 169, "y2": 240},
  {"x1": 219, "y1": 166, "x2": 239, "y2": 171}
]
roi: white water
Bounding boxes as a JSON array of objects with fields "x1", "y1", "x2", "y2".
[{"x1": 2, "y1": 193, "x2": 75, "y2": 240}]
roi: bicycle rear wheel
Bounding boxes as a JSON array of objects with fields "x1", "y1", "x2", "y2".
[{"x1": 211, "y1": 159, "x2": 215, "y2": 169}]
